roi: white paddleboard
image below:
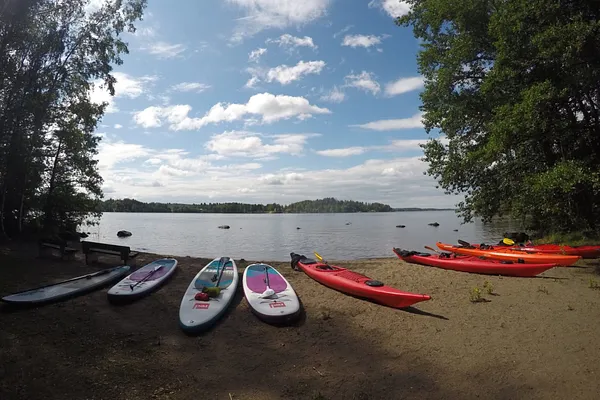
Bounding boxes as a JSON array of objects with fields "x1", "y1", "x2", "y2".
[
  {"x1": 242, "y1": 263, "x2": 301, "y2": 323},
  {"x1": 179, "y1": 257, "x2": 238, "y2": 334},
  {"x1": 107, "y1": 258, "x2": 177, "y2": 302},
  {"x1": 1, "y1": 266, "x2": 130, "y2": 305}
]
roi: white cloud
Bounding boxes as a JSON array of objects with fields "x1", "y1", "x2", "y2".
[
  {"x1": 351, "y1": 112, "x2": 424, "y2": 131},
  {"x1": 245, "y1": 60, "x2": 325, "y2": 88},
  {"x1": 205, "y1": 131, "x2": 317, "y2": 158},
  {"x1": 133, "y1": 93, "x2": 331, "y2": 130},
  {"x1": 114, "y1": 124, "x2": 123, "y2": 129},
  {"x1": 368, "y1": 0, "x2": 411, "y2": 18},
  {"x1": 89, "y1": 72, "x2": 157, "y2": 113},
  {"x1": 156, "y1": 164, "x2": 191, "y2": 177},
  {"x1": 315, "y1": 147, "x2": 366, "y2": 157},
  {"x1": 320, "y1": 86, "x2": 346, "y2": 103},
  {"x1": 97, "y1": 140, "x2": 456, "y2": 208},
  {"x1": 315, "y1": 139, "x2": 433, "y2": 158},
  {"x1": 245, "y1": 76, "x2": 260, "y2": 89},
  {"x1": 228, "y1": 0, "x2": 331, "y2": 42},
  {"x1": 344, "y1": 71, "x2": 380, "y2": 95},
  {"x1": 97, "y1": 140, "x2": 153, "y2": 169},
  {"x1": 265, "y1": 60, "x2": 325, "y2": 85},
  {"x1": 259, "y1": 172, "x2": 305, "y2": 185},
  {"x1": 133, "y1": 26, "x2": 156, "y2": 37},
  {"x1": 143, "y1": 41, "x2": 186, "y2": 59},
  {"x1": 342, "y1": 34, "x2": 387, "y2": 48},
  {"x1": 144, "y1": 158, "x2": 162, "y2": 165},
  {"x1": 171, "y1": 82, "x2": 211, "y2": 93},
  {"x1": 266, "y1": 34, "x2": 317, "y2": 49},
  {"x1": 333, "y1": 25, "x2": 353, "y2": 39},
  {"x1": 384, "y1": 76, "x2": 424, "y2": 96},
  {"x1": 249, "y1": 47, "x2": 267, "y2": 62}
]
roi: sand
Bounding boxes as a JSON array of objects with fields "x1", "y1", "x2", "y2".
[{"x1": 1, "y1": 241, "x2": 600, "y2": 400}]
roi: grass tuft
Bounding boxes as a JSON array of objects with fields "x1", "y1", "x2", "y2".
[
  {"x1": 483, "y1": 280, "x2": 495, "y2": 295},
  {"x1": 469, "y1": 287, "x2": 490, "y2": 303}
]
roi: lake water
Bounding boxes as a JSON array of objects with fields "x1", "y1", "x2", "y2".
[{"x1": 85, "y1": 211, "x2": 523, "y2": 261}]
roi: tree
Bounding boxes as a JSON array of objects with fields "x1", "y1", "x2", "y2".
[
  {"x1": 0, "y1": 0, "x2": 147, "y2": 238},
  {"x1": 397, "y1": 0, "x2": 600, "y2": 233}
]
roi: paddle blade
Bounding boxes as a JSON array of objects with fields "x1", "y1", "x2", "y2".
[
  {"x1": 424, "y1": 245, "x2": 440, "y2": 253},
  {"x1": 457, "y1": 239, "x2": 471, "y2": 247},
  {"x1": 503, "y1": 238, "x2": 515, "y2": 245},
  {"x1": 314, "y1": 251, "x2": 323, "y2": 261}
]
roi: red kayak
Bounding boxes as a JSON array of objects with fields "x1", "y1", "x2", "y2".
[
  {"x1": 393, "y1": 248, "x2": 557, "y2": 277},
  {"x1": 290, "y1": 252, "x2": 430, "y2": 308},
  {"x1": 514, "y1": 243, "x2": 600, "y2": 259}
]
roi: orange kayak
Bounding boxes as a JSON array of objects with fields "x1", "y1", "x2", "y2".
[{"x1": 436, "y1": 242, "x2": 581, "y2": 266}]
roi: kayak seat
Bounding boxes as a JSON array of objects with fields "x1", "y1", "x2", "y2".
[
  {"x1": 365, "y1": 280, "x2": 384, "y2": 287},
  {"x1": 316, "y1": 265, "x2": 336, "y2": 271}
]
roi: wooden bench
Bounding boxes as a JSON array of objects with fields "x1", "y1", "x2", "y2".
[
  {"x1": 38, "y1": 238, "x2": 78, "y2": 260},
  {"x1": 81, "y1": 240, "x2": 139, "y2": 266}
]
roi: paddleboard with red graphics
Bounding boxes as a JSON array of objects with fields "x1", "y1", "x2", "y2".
[
  {"x1": 179, "y1": 257, "x2": 238, "y2": 334},
  {"x1": 242, "y1": 263, "x2": 301, "y2": 323},
  {"x1": 107, "y1": 258, "x2": 177, "y2": 302}
]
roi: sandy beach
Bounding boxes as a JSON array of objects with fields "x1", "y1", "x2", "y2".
[{"x1": 1, "y1": 241, "x2": 599, "y2": 400}]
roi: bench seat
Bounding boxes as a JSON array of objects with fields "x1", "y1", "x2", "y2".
[{"x1": 81, "y1": 240, "x2": 138, "y2": 266}]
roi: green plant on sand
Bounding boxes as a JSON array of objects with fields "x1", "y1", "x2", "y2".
[
  {"x1": 469, "y1": 287, "x2": 489, "y2": 303},
  {"x1": 483, "y1": 280, "x2": 495, "y2": 295}
]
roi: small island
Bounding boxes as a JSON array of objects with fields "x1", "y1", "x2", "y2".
[{"x1": 98, "y1": 197, "x2": 455, "y2": 214}]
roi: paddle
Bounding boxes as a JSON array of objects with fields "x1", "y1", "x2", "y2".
[
  {"x1": 130, "y1": 265, "x2": 162, "y2": 291},
  {"x1": 424, "y1": 245, "x2": 440, "y2": 253},
  {"x1": 214, "y1": 256, "x2": 228, "y2": 287},
  {"x1": 314, "y1": 251, "x2": 324, "y2": 263},
  {"x1": 260, "y1": 264, "x2": 276, "y2": 298}
]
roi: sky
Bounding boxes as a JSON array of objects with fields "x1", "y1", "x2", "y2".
[{"x1": 91, "y1": 0, "x2": 459, "y2": 208}]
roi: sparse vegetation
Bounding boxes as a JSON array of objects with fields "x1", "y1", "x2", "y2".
[
  {"x1": 469, "y1": 287, "x2": 489, "y2": 303},
  {"x1": 538, "y1": 285, "x2": 549, "y2": 295},
  {"x1": 589, "y1": 279, "x2": 600, "y2": 290},
  {"x1": 535, "y1": 232, "x2": 600, "y2": 247},
  {"x1": 483, "y1": 280, "x2": 495, "y2": 295}
]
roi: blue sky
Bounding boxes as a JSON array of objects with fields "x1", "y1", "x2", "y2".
[{"x1": 92, "y1": 0, "x2": 456, "y2": 208}]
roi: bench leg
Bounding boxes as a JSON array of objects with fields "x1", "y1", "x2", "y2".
[
  {"x1": 86, "y1": 253, "x2": 99, "y2": 265},
  {"x1": 39, "y1": 246, "x2": 54, "y2": 259}
]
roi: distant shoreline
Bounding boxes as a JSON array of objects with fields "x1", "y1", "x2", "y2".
[
  {"x1": 98, "y1": 209, "x2": 456, "y2": 214},
  {"x1": 98, "y1": 197, "x2": 456, "y2": 214}
]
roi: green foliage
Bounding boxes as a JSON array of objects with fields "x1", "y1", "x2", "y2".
[
  {"x1": 0, "y1": 0, "x2": 147, "y2": 237},
  {"x1": 98, "y1": 197, "x2": 395, "y2": 214},
  {"x1": 535, "y1": 231, "x2": 600, "y2": 246},
  {"x1": 397, "y1": 0, "x2": 600, "y2": 234}
]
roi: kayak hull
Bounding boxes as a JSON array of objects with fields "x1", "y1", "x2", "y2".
[
  {"x1": 393, "y1": 248, "x2": 556, "y2": 277},
  {"x1": 436, "y1": 242, "x2": 580, "y2": 266},
  {"x1": 290, "y1": 252, "x2": 430, "y2": 308},
  {"x1": 516, "y1": 244, "x2": 600, "y2": 259}
]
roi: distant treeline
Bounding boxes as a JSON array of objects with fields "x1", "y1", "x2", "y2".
[{"x1": 99, "y1": 197, "x2": 399, "y2": 213}]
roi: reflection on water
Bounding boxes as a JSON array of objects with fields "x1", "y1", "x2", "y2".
[{"x1": 87, "y1": 211, "x2": 524, "y2": 261}]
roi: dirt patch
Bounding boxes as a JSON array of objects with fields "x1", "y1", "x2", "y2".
[{"x1": 1, "y1": 242, "x2": 599, "y2": 400}]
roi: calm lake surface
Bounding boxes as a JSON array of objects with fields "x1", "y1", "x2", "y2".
[{"x1": 87, "y1": 211, "x2": 523, "y2": 261}]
